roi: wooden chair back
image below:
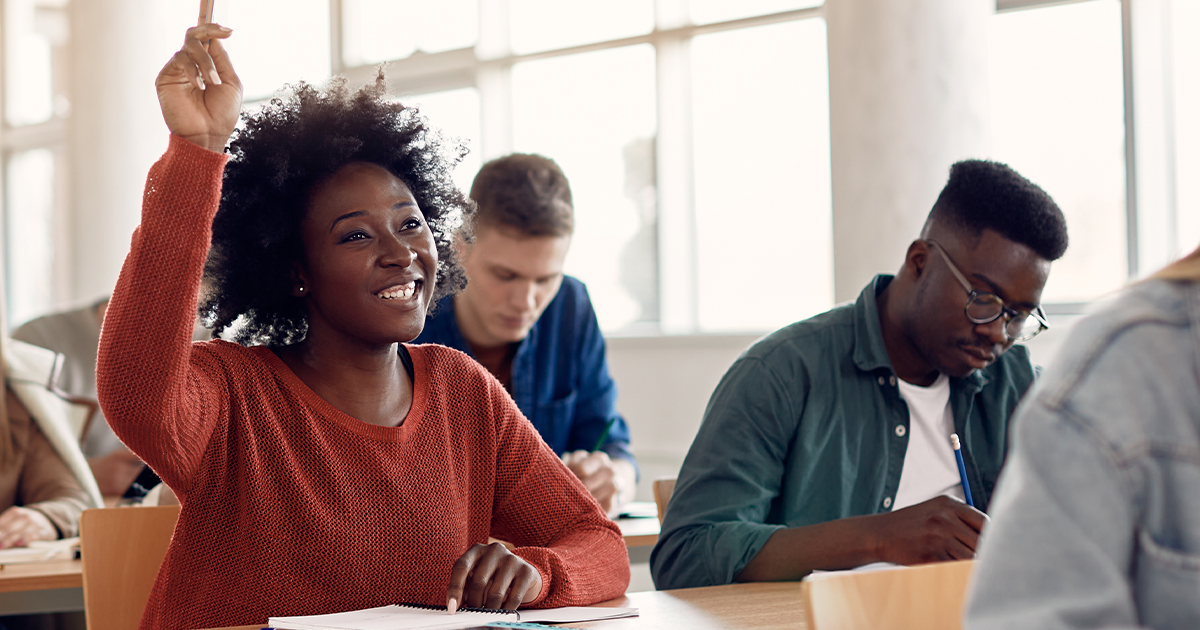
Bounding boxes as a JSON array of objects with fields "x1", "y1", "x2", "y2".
[
  {"x1": 80, "y1": 506, "x2": 180, "y2": 630},
  {"x1": 800, "y1": 559, "x2": 975, "y2": 630},
  {"x1": 652, "y1": 477, "x2": 676, "y2": 524}
]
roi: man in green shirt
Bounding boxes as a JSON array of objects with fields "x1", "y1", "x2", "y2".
[{"x1": 651, "y1": 160, "x2": 1069, "y2": 588}]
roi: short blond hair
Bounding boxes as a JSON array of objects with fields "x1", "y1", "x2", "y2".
[{"x1": 1152, "y1": 244, "x2": 1200, "y2": 282}]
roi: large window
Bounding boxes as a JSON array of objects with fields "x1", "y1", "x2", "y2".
[
  {"x1": 988, "y1": 0, "x2": 1128, "y2": 303},
  {"x1": 989, "y1": 0, "x2": 1200, "y2": 308},
  {"x1": 1170, "y1": 0, "x2": 1200, "y2": 256},
  {"x1": 2, "y1": 0, "x2": 69, "y2": 326},
  {"x1": 337, "y1": 1, "x2": 832, "y2": 333}
]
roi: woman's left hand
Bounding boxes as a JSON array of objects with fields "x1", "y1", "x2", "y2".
[
  {"x1": 0, "y1": 506, "x2": 57, "y2": 549},
  {"x1": 446, "y1": 542, "x2": 543, "y2": 612}
]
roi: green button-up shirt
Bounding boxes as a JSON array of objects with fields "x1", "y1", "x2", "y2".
[{"x1": 650, "y1": 275, "x2": 1036, "y2": 589}]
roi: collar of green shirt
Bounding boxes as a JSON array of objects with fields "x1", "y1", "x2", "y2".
[{"x1": 852, "y1": 275, "x2": 989, "y2": 395}]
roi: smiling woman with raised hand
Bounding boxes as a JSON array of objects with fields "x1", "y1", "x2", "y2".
[{"x1": 96, "y1": 24, "x2": 628, "y2": 630}]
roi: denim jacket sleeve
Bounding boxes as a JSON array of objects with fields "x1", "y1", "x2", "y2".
[{"x1": 966, "y1": 279, "x2": 1200, "y2": 630}]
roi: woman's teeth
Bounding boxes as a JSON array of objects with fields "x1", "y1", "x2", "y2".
[{"x1": 377, "y1": 282, "x2": 416, "y2": 299}]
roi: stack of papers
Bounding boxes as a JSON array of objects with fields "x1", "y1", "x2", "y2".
[{"x1": 0, "y1": 537, "x2": 79, "y2": 565}]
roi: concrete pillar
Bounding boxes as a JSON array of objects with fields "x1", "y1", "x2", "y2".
[
  {"x1": 826, "y1": 0, "x2": 992, "y2": 302},
  {"x1": 68, "y1": 1, "x2": 190, "y2": 302}
]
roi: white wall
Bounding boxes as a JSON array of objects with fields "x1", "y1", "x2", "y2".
[
  {"x1": 606, "y1": 334, "x2": 758, "y2": 501},
  {"x1": 67, "y1": 0, "x2": 193, "y2": 305}
]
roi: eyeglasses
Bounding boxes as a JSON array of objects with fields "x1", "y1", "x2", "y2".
[{"x1": 926, "y1": 240, "x2": 1049, "y2": 343}]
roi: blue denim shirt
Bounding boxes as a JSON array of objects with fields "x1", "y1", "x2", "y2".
[
  {"x1": 652, "y1": 275, "x2": 1036, "y2": 589},
  {"x1": 967, "y1": 279, "x2": 1200, "y2": 630},
  {"x1": 413, "y1": 276, "x2": 635, "y2": 466}
]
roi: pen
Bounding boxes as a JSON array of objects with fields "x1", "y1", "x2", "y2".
[
  {"x1": 950, "y1": 433, "x2": 975, "y2": 508},
  {"x1": 591, "y1": 417, "x2": 618, "y2": 453}
]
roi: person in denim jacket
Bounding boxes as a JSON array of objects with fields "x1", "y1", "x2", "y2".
[{"x1": 966, "y1": 246, "x2": 1200, "y2": 629}]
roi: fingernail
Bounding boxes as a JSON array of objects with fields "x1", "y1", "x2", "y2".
[
  {"x1": 219, "y1": 25, "x2": 232, "y2": 32},
  {"x1": 209, "y1": 69, "x2": 222, "y2": 85},
  {"x1": 447, "y1": 597, "x2": 457, "y2": 615}
]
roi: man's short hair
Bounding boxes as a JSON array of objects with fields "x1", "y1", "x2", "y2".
[
  {"x1": 926, "y1": 160, "x2": 1069, "y2": 261},
  {"x1": 469, "y1": 153, "x2": 573, "y2": 238}
]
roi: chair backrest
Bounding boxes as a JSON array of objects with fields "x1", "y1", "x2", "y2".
[
  {"x1": 80, "y1": 506, "x2": 180, "y2": 630},
  {"x1": 800, "y1": 559, "x2": 975, "y2": 630},
  {"x1": 652, "y1": 477, "x2": 676, "y2": 525}
]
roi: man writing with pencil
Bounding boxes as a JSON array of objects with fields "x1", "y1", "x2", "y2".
[
  {"x1": 652, "y1": 160, "x2": 1069, "y2": 588},
  {"x1": 415, "y1": 154, "x2": 637, "y2": 515}
]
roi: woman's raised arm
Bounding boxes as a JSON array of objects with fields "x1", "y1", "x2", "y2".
[{"x1": 155, "y1": 23, "x2": 242, "y2": 152}]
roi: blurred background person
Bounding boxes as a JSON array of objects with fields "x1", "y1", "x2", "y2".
[
  {"x1": 416, "y1": 154, "x2": 638, "y2": 515},
  {"x1": 14, "y1": 297, "x2": 210, "y2": 497}
]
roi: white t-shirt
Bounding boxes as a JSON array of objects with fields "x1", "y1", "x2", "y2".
[{"x1": 891, "y1": 372, "x2": 966, "y2": 511}]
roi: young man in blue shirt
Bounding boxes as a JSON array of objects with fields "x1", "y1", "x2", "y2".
[
  {"x1": 652, "y1": 160, "x2": 1069, "y2": 588},
  {"x1": 415, "y1": 154, "x2": 637, "y2": 515}
]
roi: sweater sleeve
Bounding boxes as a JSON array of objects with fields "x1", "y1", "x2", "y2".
[
  {"x1": 96, "y1": 135, "x2": 229, "y2": 496},
  {"x1": 487, "y1": 385, "x2": 630, "y2": 607}
]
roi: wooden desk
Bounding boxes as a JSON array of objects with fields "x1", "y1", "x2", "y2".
[
  {"x1": 0, "y1": 559, "x2": 84, "y2": 615},
  {"x1": 199, "y1": 582, "x2": 809, "y2": 630}
]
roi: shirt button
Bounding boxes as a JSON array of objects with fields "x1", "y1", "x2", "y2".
[
  {"x1": 883, "y1": 496, "x2": 892, "y2": 509},
  {"x1": 895, "y1": 425, "x2": 906, "y2": 437},
  {"x1": 877, "y1": 376, "x2": 885, "y2": 385},
  {"x1": 889, "y1": 376, "x2": 897, "y2": 386}
]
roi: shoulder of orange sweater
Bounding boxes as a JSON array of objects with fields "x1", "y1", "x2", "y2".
[
  {"x1": 189, "y1": 339, "x2": 278, "y2": 372},
  {"x1": 406, "y1": 342, "x2": 495, "y2": 390},
  {"x1": 407, "y1": 342, "x2": 528, "y2": 425}
]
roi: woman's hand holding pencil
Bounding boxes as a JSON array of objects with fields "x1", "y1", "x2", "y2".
[{"x1": 155, "y1": 19, "x2": 242, "y2": 153}]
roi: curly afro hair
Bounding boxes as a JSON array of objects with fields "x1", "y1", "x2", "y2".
[
  {"x1": 926, "y1": 160, "x2": 1069, "y2": 261},
  {"x1": 201, "y1": 71, "x2": 473, "y2": 346}
]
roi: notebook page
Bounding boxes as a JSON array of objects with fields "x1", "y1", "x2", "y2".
[
  {"x1": 269, "y1": 604, "x2": 514, "y2": 630},
  {"x1": 519, "y1": 606, "x2": 639, "y2": 623}
]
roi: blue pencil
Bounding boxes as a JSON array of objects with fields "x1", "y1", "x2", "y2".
[{"x1": 950, "y1": 433, "x2": 975, "y2": 508}]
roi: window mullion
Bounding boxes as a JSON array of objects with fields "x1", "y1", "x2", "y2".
[{"x1": 655, "y1": 30, "x2": 697, "y2": 334}]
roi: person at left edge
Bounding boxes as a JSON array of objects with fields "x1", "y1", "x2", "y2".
[
  {"x1": 415, "y1": 154, "x2": 636, "y2": 515},
  {"x1": 96, "y1": 24, "x2": 628, "y2": 630}
]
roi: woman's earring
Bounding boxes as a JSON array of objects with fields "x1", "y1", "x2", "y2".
[{"x1": 298, "y1": 285, "x2": 305, "y2": 294}]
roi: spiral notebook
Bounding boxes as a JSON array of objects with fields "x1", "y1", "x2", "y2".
[{"x1": 268, "y1": 602, "x2": 638, "y2": 630}]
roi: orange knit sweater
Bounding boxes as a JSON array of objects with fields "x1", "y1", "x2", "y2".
[{"x1": 97, "y1": 136, "x2": 630, "y2": 630}]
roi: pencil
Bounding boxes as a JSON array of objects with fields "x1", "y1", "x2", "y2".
[
  {"x1": 198, "y1": 0, "x2": 215, "y2": 26},
  {"x1": 198, "y1": 0, "x2": 215, "y2": 47},
  {"x1": 591, "y1": 417, "x2": 619, "y2": 453},
  {"x1": 950, "y1": 433, "x2": 975, "y2": 508}
]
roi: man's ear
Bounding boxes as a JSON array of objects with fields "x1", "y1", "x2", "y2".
[{"x1": 902, "y1": 240, "x2": 932, "y2": 281}]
